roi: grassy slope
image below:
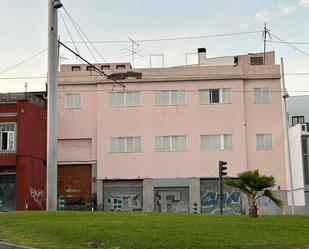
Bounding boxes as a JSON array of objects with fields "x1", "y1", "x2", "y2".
[{"x1": 1, "y1": 212, "x2": 309, "y2": 249}]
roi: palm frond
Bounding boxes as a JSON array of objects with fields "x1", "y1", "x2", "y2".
[{"x1": 263, "y1": 189, "x2": 283, "y2": 208}]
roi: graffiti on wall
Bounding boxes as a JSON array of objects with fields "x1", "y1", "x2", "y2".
[
  {"x1": 200, "y1": 179, "x2": 241, "y2": 214},
  {"x1": 65, "y1": 187, "x2": 83, "y2": 205},
  {"x1": 103, "y1": 180, "x2": 143, "y2": 211},
  {"x1": 201, "y1": 191, "x2": 241, "y2": 214},
  {"x1": 29, "y1": 187, "x2": 45, "y2": 210},
  {"x1": 107, "y1": 193, "x2": 142, "y2": 211},
  {"x1": 155, "y1": 187, "x2": 189, "y2": 213}
]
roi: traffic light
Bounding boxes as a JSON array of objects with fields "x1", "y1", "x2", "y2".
[{"x1": 219, "y1": 160, "x2": 228, "y2": 178}]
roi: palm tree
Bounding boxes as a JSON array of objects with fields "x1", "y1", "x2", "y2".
[{"x1": 225, "y1": 170, "x2": 282, "y2": 217}]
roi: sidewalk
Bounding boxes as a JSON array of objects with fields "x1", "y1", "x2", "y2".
[{"x1": 0, "y1": 242, "x2": 37, "y2": 249}]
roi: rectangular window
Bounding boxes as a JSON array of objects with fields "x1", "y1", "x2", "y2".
[
  {"x1": 199, "y1": 88, "x2": 232, "y2": 104},
  {"x1": 292, "y1": 116, "x2": 305, "y2": 126},
  {"x1": 86, "y1": 66, "x2": 95, "y2": 71},
  {"x1": 109, "y1": 136, "x2": 141, "y2": 153},
  {"x1": 155, "y1": 135, "x2": 187, "y2": 151},
  {"x1": 201, "y1": 134, "x2": 233, "y2": 151},
  {"x1": 0, "y1": 123, "x2": 16, "y2": 151},
  {"x1": 65, "y1": 93, "x2": 82, "y2": 109},
  {"x1": 71, "y1": 66, "x2": 81, "y2": 71},
  {"x1": 250, "y1": 57, "x2": 264, "y2": 65},
  {"x1": 109, "y1": 91, "x2": 141, "y2": 107},
  {"x1": 116, "y1": 65, "x2": 126, "y2": 70},
  {"x1": 256, "y1": 134, "x2": 272, "y2": 149},
  {"x1": 254, "y1": 88, "x2": 270, "y2": 104},
  {"x1": 154, "y1": 90, "x2": 186, "y2": 106},
  {"x1": 101, "y1": 65, "x2": 110, "y2": 70}
]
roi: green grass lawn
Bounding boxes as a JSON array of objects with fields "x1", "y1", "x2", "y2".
[{"x1": 1, "y1": 212, "x2": 309, "y2": 249}]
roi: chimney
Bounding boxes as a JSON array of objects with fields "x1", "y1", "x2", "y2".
[{"x1": 198, "y1": 48, "x2": 206, "y2": 65}]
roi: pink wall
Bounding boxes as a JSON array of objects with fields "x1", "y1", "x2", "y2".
[{"x1": 57, "y1": 51, "x2": 286, "y2": 189}]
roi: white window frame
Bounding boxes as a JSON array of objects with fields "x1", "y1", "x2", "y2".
[
  {"x1": 154, "y1": 90, "x2": 187, "y2": 106},
  {"x1": 200, "y1": 134, "x2": 233, "y2": 151},
  {"x1": 155, "y1": 135, "x2": 187, "y2": 152},
  {"x1": 253, "y1": 88, "x2": 270, "y2": 104},
  {"x1": 109, "y1": 91, "x2": 141, "y2": 107},
  {"x1": 65, "y1": 93, "x2": 82, "y2": 109},
  {"x1": 0, "y1": 123, "x2": 16, "y2": 152},
  {"x1": 199, "y1": 88, "x2": 232, "y2": 104},
  {"x1": 256, "y1": 134, "x2": 272, "y2": 150},
  {"x1": 109, "y1": 136, "x2": 142, "y2": 153}
]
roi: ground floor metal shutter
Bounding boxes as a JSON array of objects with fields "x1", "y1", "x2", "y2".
[{"x1": 0, "y1": 174, "x2": 16, "y2": 211}]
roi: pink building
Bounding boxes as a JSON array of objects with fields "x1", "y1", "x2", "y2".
[{"x1": 57, "y1": 50, "x2": 291, "y2": 214}]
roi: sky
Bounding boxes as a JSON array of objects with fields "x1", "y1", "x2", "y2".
[{"x1": 0, "y1": 0, "x2": 308, "y2": 95}]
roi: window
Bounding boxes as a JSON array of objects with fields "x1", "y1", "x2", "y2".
[
  {"x1": 250, "y1": 57, "x2": 263, "y2": 65},
  {"x1": 71, "y1": 66, "x2": 81, "y2": 71},
  {"x1": 0, "y1": 123, "x2": 16, "y2": 151},
  {"x1": 254, "y1": 88, "x2": 270, "y2": 104},
  {"x1": 101, "y1": 65, "x2": 110, "y2": 70},
  {"x1": 116, "y1": 65, "x2": 126, "y2": 70},
  {"x1": 154, "y1": 90, "x2": 186, "y2": 106},
  {"x1": 155, "y1": 135, "x2": 187, "y2": 152},
  {"x1": 65, "y1": 93, "x2": 82, "y2": 109},
  {"x1": 86, "y1": 66, "x2": 95, "y2": 71},
  {"x1": 292, "y1": 116, "x2": 305, "y2": 126},
  {"x1": 110, "y1": 137, "x2": 141, "y2": 153},
  {"x1": 201, "y1": 134, "x2": 232, "y2": 151},
  {"x1": 199, "y1": 88, "x2": 231, "y2": 104},
  {"x1": 109, "y1": 91, "x2": 140, "y2": 107},
  {"x1": 256, "y1": 134, "x2": 272, "y2": 149}
]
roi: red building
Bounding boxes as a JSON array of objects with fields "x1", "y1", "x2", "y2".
[{"x1": 0, "y1": 93, "x2": 47, "y2": 211}]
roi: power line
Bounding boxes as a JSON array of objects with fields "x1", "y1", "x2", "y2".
[
  {"x1": 0, "y1": 49, "x2": 47, "y2": 75},
  {"x1": 266, "y1": 40, "x2": 309, "y2": 45},
  {"x1": 63, "y1": 30, "x2": 263, "y2": 44},
  {"x1": 62, "y1": 7, "x2": 98, "y2": 63},
  {"x1": 58, "y1": 40, "x2": 125, "y2": 89},
  {"x1": 1, "y1": 72, "x2": 309, "y2": 80},
  {"x1": 270, "y1": 33, "x2": 309, "y2": 57}
]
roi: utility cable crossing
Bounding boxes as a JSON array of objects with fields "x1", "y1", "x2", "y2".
[{"x1": 58, "y1": 40, "x2": 125, "y2": 89}]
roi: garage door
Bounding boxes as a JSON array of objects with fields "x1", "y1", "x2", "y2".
[
  {"x1": 58, "y1": 165, "x2": 91, "y2": 207},
  {"x1": 0, "y1": 174, "x2": 16, "y2": 211}
]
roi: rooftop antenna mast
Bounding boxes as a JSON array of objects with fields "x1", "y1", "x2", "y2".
[
  {"x1": 126, "y1": 36, "x2": 143, "y2": 68},
  {"x1": 262, "y1": 22, "x2": 271, "y2": 65}
]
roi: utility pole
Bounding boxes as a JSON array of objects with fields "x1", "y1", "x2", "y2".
[
  {"x1": 281, "y1": 57, "x2": 295, "y2": 215},
  {"x1": 262, "y1": 23, "x2": 271, "y2": 65},
  {"x1": 47, "y1": 0, "x2": 62, "y2": 211}
]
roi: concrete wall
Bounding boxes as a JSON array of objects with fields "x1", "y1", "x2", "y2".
[{"x1": 288, "y1": 124, "x2": 306, "y2": 205}]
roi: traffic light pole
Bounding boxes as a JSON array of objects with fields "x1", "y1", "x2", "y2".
[
  {"x1": 218, "y1": 161, "x2": 227, "y2": 215},
  {"x1": 219, "y1": 173, "x2": 223, "y2": 215}
]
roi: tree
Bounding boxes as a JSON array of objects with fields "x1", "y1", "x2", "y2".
[{"x1": 225, "y1": 170, "x2": 282, "y2": 217}]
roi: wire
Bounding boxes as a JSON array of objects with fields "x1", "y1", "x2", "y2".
[
  {"x1": 270, "y1": 33, "x2": 309, "y2": 57},
  {"x1": 58, "y1": 40, "x2": 125, "y2": 88},
  {"x1": 62, "y1": 7, "x2": 98, "y2": 63},
  {"x1": 266, "y1": 40, "x2": 309, "y2": 45},
  {"x1": 0, "y1": 49, "x2": 47, "y2": 75},
  {"x1": 63, "y1": 30, "x2": 263, "y2": 44},
  {"x1": 1, "y1": 72, "x2": 309, "y2": 80},
  {"x1": 59, "y1": 10, "x2": 79, "y2": 55}
]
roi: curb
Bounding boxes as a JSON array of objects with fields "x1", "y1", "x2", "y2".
[{"x1": 0, "y1": 242, "x2": 37, "y2": 249}]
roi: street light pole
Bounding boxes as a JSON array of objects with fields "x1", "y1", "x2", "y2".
[
  {"x1": 281, "y1": 57, "x2": 295, "y2": 215},
  {"x1": 47, "y1": 0, "x2": 62, "y2": 211}
]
